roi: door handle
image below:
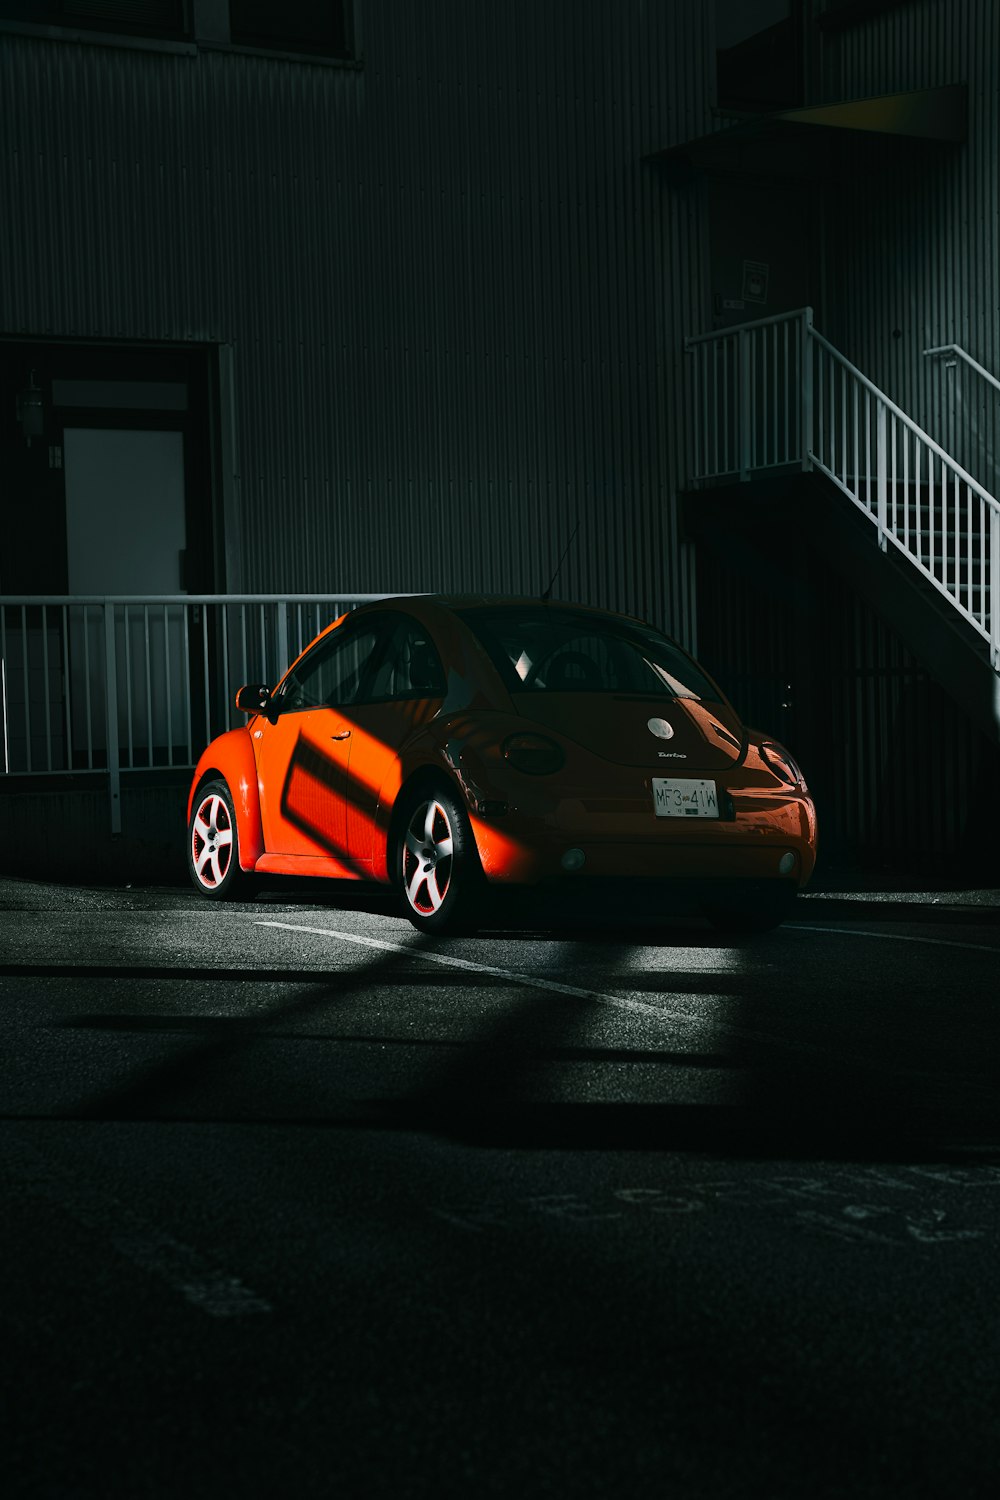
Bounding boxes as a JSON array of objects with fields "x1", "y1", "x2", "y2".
[{"x1": 330, "y1": 729, "x2": 351, "y2": 741}]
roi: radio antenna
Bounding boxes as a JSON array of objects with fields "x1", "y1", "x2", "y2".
[{"x1": 541, "y1": 518, "x2": 581, "y2": 602}]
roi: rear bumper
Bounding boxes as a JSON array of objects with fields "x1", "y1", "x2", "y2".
[{"x1": 469, "y1": 786, "x2": 817, "y2": 888}]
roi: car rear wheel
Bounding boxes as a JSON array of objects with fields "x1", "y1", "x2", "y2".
[
  {"x1": 398, "y1": 784, "x2": 482, "y2": 934},
  {"x1": 188, "y1": 779, "x2": 253, "y2": 901}
]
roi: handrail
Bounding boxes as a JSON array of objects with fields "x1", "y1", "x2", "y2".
[
  {"x1": 684, "y1": 307, "x2": 1000, "y2": 672},
  {"x1": 0, "y1": 592, "x2": 392, "y2": 607},
  {"x1": 923, "y1": 343, "x2": 1000, "y2": 396},
  {"x1": 684, "y1": 306, "x2": 808, "y2": 346},
  {"x1": 813, "y1": 328, "x2": 1000, "y2": 515}
]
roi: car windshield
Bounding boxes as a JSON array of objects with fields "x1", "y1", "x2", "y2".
[{"x1": 456, "y1": 607, "x2": 720, "y2": 699}]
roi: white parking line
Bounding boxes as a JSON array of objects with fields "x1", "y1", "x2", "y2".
[
  {"x1": 790, "y1": 924, "x2": 1000, "y2": 954},
  {"x1": 257, "y1": 919, "x2": 695, "y2": 1024},
  {"x1": 256, "y1": 919, "x2": 821, "y2": 1059}
]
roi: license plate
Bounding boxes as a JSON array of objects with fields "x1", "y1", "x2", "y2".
[{"x1": 652, "y1": 778, "x2": 719, "y2": 819}]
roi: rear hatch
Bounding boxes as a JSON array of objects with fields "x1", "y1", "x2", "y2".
[{"x1": 510, "y1": 693, "x2": 745, "y2": 771}]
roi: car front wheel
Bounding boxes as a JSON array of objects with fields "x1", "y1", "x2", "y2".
[
  {"x1": 397, "y1": 784, "x2": 482, "y2": 934},
  {"x1": 188, "y1": 779, "x2": 253, "y2": 901}
]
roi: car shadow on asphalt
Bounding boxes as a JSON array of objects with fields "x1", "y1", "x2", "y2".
[
  {"x1": 250, "y1": 879, "x2": 1000, "y2": 933},
  {"x1": 35, "y1": 895, "x2": 1000, "y2": 1165},
  {"x1": 377, "y1": 931, "x2": 1000, "y2": 1162}
]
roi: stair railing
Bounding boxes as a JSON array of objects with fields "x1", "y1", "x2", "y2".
[
  {"x1": 685, "y1": 308, "x2": 1000, "y2": 669},
  {"x1": 922, "y1": 342, "x2": 1000, "y2": 395},
  {"x1": 685, "y1": 308, "x2": 813, "y2": 481}
]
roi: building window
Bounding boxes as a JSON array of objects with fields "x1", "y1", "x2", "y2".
[
  {"x1": 228, "y1": 0, "x2": 350, "y2": 58},
  {"x1": 0, "y1": 1, "x2": 190, "y2": 39}
]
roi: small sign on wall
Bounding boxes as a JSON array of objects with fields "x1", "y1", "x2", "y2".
[{"x1": 742, "y1": 260, "x2": 769, "y2": 304}]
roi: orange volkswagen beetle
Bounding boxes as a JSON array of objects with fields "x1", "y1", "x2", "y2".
[{"x1": 186, "y1": 596, "x2": 817, "y2": 933}]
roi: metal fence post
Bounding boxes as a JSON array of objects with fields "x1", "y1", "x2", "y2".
[
  {"x1": 276, "y1": 602, "x2": 289, "y2": 679},
  {"x1": 800, "y1": 308, "x2": 814, "y2": 471},
  {"x1": 103, "y1": 601, "x2": 122, "y2": 834},
  {"x1": 739, "y1": 328, "x2": 751, "y2": 481},
  {"x1": 991, "y1": 506, "x2": 1000, "y2": 669},
  {"x1": 876, "y1": 402, "x2": 888, "y2": 552}
]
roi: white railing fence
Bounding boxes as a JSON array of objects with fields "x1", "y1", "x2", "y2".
[
  {"x1": 922, "y1": 342, "x2": 1000, "y2": 396},
  {"x1": 0, "y1": 594, "x2": 382, "y2": 831},
  {"x1": 921, "y1": 340, "x2": 1000, "y2": 500},
  {"x1": 685, "y1": 308, "x2": 1000, "y2": 670},
  {"x1": 685, "y1": 308, "x2": 813, "y2": 481}
]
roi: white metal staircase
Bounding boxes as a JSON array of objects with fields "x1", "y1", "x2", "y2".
[{"x1": 685, "y1": 307, "x2": 1000, "y2": 672}]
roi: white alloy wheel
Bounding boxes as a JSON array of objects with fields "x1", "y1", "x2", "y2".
[
  {"x1": 402, "y1": 797, "x2": 456, "y2": 917},
  {"x1": 187, "y1": 780, "x2": 250, "y2": 900}
]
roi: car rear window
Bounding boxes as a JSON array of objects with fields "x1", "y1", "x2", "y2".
[{"x1": 455, "y1": 607, "x2": 719, "y2": 699}]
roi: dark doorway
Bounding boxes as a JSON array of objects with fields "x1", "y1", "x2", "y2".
[
  {"x1": 1, "y1": 339, "x2": 224, "y2": 770},
  {"x1": 0, "y1": 340, "x2": 220, "y2": 596},
  {"x1": 708, "y1": 174, "x2": 817, "y2": 332}
]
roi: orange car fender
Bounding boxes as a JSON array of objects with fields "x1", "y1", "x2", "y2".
[
  {"x1": 369, "y1": 729, "x2": 524, "y2": 885},
  {"x1": 368, "y1": 741, "x2": 459, "y2": 884},
  {"x1": 187, "y1": 727, "x2": 264, "y2": 872}
]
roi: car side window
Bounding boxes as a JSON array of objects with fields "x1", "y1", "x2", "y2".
[
  {"x1": 365, "y1": 615, "x2": 447, "y2": 701},
  {"x1": 279, "y1": 620, "x2": 385, "y2": 712}
]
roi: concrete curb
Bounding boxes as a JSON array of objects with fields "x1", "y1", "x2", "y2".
[{"x1": 795, "y1": 892, "x2": 1000, "y2": 923}]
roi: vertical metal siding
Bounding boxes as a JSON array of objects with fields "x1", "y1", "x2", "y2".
[
  {"x1": 697, "y1": 543, "x2": 991, "y2": 870},
  {"x1": 1, "y1": 1, "x2": 714, "y2": 647},
  {"x1": 5, "y1": 1, "x2": 998, "y2": 872},
  {"x1": 794, "y1": 0, "x2": 1000, "y2": 865},
  {"x1": 820, "y1": 0, "x2": 1000, "y2": 499}
]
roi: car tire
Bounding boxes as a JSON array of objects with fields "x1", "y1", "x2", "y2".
[
  {"x1": 188, "y1": 779, "x2": 254, "y2": 901},
  {"x1": 702, "y1": 885, "x2": 796, "y2": 935},
  {"x1": 396, "y1": 782, "x2": 483, "y2": 935}
]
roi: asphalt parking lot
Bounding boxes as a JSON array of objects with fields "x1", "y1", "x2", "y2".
[{"x1": 2, "y1": 873, "x2": 999, "y2": 1497}]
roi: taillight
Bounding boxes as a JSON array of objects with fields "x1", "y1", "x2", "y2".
[
  {"x1": 760, "y1": 741, "x2": 806, "y2": 789},
  {"x1": 502, "y1": 733, "x2": 565, "y2": 775}
]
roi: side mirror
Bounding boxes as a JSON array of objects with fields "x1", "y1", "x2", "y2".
[{"x1": 235, "y1": 683, "x2": 273, "y2": 716}]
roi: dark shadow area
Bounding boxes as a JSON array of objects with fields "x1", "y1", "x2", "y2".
[
  {"x1": 267, "y1": 883, "x2": 1000, "y2": 933},
  {"x1": 55, "y1": 1019, "x2": 730, "y2": 1071},
  {"x1": 5, "y1": 843, "x2": 995, "y2": 1160},
  {"x1": 381, "y1": 1101, "x2": 1000, "y2": 1164},
  {"x1": 256, "y1": 878, "x2": 403, "y2": 916},
  {"x1": 65, "y1": 937, "x2": 435, "y2": 1121},
  {"x1": 374, "y1": 930, "x2": 1000, "y2": 1160},
  {"x1": 255, "y1": 876, "x2": 1000, "y2": 931},
  {"x1": 18, "y1": 916, "x2": 994, "y2": 1164}
]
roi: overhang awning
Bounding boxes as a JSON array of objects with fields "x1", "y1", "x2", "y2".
[{"x1": 650, "y1": 84, "x2": 967, "y2": 182}]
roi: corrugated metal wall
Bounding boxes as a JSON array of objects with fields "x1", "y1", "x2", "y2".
[
  {"x1": 4, "y1": 0, "x2": 998, "y2": 870},
  {"x1": 788, "y1": 0, "x2": 1000, "y2": 868},
  {"x1": 818, "y1": 0, "x2": 1000, "y2": 498},
  {"x1": 825, "y1": 591, "x2": 987, "y2": 865},
  {"x1": 696, "y1": 541, "x2": 994, "y2": 872},
  {"x1": 680, "y1": 0, "x2": 1000, "y2": 872},
  {"x1": 0, "y1": 0, "x2": 717, "y2": 644}
]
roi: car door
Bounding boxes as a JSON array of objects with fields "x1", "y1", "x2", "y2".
[
  {"x1": 254, "y1": 615, "x2": 388, "y2": 866},
  {"x1": 342, "y1": 613, "x2": 448, "y2": 867}
]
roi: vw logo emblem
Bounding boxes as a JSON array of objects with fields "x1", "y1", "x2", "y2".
[{"x1": 647, "y1": 717, "x2": 674, "y2": 740}]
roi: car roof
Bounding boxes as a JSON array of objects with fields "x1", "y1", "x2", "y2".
[{"x1": 361, "y1": 593, "x2": 655, "y2": 630}]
